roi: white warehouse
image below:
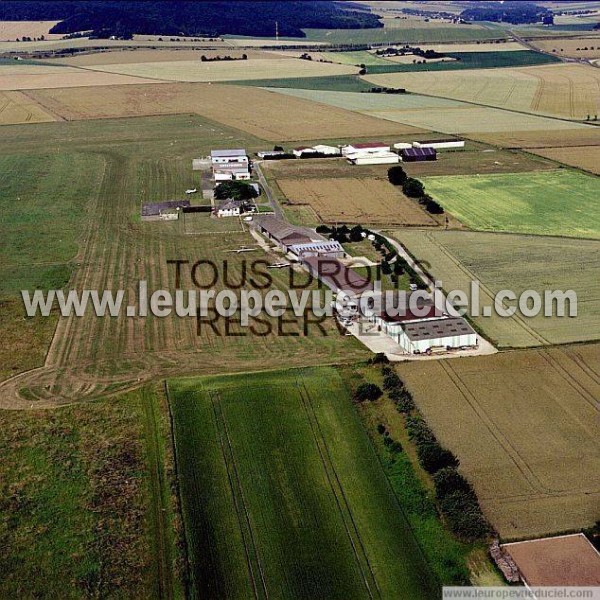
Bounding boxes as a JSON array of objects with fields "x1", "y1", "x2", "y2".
[
  {"x1": 371, "y1": 314, "x2": 477, "y2": 354},
  {"x1": 413, "y1": 139, "x2": 465, "y2": 150},
  {"x1": 347, "y1": 152, "x2": 399, "y2": 165}
]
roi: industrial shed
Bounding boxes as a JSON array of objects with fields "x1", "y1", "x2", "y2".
[
  {"x1": 413, "y1": 139, "x2": 465, "y2": 150},
  {"x1": 289, "y1": 241, "x2": 346, "y2": 259},
  {"x1": 255, "y1": 216, "x2": 325, "y2": 252},
  {"x1": 141, "y1": 200, "x2": 190, "y2": 221},
  {"x1": 303, "y1": 256, "x2": 373, "y2": 298},
  {"x1": 372, "y1": 315, "x2": 476, "y2": 354},
  {"x1": 347, "y1": 152, "x2": 399, "y2": 165},
  {"x1": 401, "y1": 147, "x2": 437, "y2": 162}
]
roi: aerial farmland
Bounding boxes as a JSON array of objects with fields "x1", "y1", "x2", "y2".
[{"x1": 0, "y1": 0, "x2": 599, "y2": 597}]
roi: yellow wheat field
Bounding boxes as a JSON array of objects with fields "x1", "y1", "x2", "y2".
[
  {"x1": 365, "y1": 63, "x2": 600, "y2": 120},
  {"x1": 82, "y1": 57, "x2": 357, "y2": 82},
  {"x1": 526, "y1": 145, "x2": 600, "y2": 175},
  {"x1": 0, "y1": 90, "x2": 56, "y2": 124},
  {"x1": 0, "y1": 20, "x2": 61, "y2": 41}
]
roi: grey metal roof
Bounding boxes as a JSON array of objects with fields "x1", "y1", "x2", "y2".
[
  {"x1": 256, "y1": 216, "x2": 324, "y2": 245},
  {"x1": 303, "y1": 256, "x2": 373, "y2": 296},
  {"x1": 141, "y1": 200, "x2": 190, "y2": 217},
  {"x1": 211, "y1": 149, "x2": 247, "y2": 158},
  {"x1": 290, "y1": 241, "x2": 344, "y2": 255},
  {"x1": 402, "y1": 317, "x2": 475, "y2": 341}
]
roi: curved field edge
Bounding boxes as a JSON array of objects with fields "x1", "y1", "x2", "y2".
[{"x1": 168, "y1": 367, "x2": 441, "y2": 599}]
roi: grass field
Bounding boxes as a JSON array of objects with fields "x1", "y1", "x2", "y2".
[
  {"x1": 421, "y1": 171, "x2": 600, "y2": 239},
  {"x1": 27, "y1": 82, "x2": 423, "y2": 140},
  {"x1": 268, "y1": 87, "x2": 593, "y2": 135},
  {"x1": 83, "y1": 58, "x2": 357, "y2": 82},
  {"x1": 397, "y1": 345, "x2": 600, "y2": 538},
  {"x1": 526, "y1": 145, "x2": 600, "y2": 175},
  {"x1": 169, "y1": 367, "x2": 439, "y2": 598},
  {"x1": 0, "y1": 90, "x2": 57, "y2": 124},
  {"x1": 0, "y1": 385, "x2": 180, "y2": 598},
  {"x1": 394, "y1": 230, "x2": 600, "y2": 347},
  {"x1": 232, "y1": 74, "x2": 376, "y2": 92},
  {"x1": 365, "y1": 63, "x2": 600, "y2": 120},
  {"x1": 276, "y1": 177, "x2": 436, "y2": 226},
  {"x1": 0, "y1": 114, "x2": 369, "y2": 407}
]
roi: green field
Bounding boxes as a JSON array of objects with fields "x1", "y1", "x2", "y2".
[
  {"x1": 319, "y1": 50, "x2": 396, "y2": 66},
  {"x1": 0, "y1": 385, "x2": 180, "y2": 598},
  {"x1": 394, "y1": 229, "x2": 600, "y2": 347},
  {"x1": 300, "y1": 26, "x2": 504, "y2": 44},
  {"x1": 169, "y1": 367, "x2": 439, "y2": 599},
  {"x1": 422, "y1": 171, "x2": 600, "y2": 239},
  {"x1": 228, "y1": 74, "x2": 374, "y2": 92}
]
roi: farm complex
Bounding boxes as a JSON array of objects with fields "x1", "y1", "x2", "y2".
[{"x1": 0, "y1": 1, "x2": 599, "y2": 597}]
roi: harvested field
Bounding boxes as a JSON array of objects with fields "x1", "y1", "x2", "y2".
[
  {"x1": 169, "y1": 367, "x2": 438, "y2": 599},
  {"x1": 269, "y1": 87, "x2": 591, "y2": 134},
  {"x1": 525, "y1": 145, "x2": 600, "y2": 175},
  {"x1": 0, "y1": 70, "x2": 164, "y2": 91},
  {"x1": 397, "y1": 344, "x2": 600, "y2": 538},
  {"x1": 470, "y1": 128, "x2": 600, "y2": 148},
  {"x1": 27, "y1": 82, "x2": 423, "y2": 140},
  {"x1": 276, "y1": 177, "x2": 436, "y2": 226},
  {"x1": 530, "y1": 37, "x2": 600, "y2": 59},
  {"x1": 364, "y1": 63, "x2": 600, "y2": 120},
  {"x1": 0, "y1": 20, "x2": 61, "y2": 40},
  {"x1": 0, "y1": 90, "x2": 56, "y2": 124},
  {"x1": 391, "y1": 41, "x2": 527, "y2": 53},
  {"x1": 83, "y1": 58, "x2": 357, "y2": 82},
  {"x1": 46, "y1": 48, "x2": 276, "y2": 66},
  {"x1": 395, "y1": 229, "x2": 600, "y2": 347},
  {"x1": 421, "y1": 170, "x2": 600, "y2": 239},
  {"x1": 503, "y1": 535, "x2": 600, "y2": 586}
]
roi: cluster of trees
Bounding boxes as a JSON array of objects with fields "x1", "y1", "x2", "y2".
[
  {"x1": 14, "y1": 35, "x2": 46, "y2": 42},
  {"x1": 375, "y1": 45, "x2": 446, "y2": 60},
  {"x1": 214, "y1": 181, "x2": 259, "y2": 201},
  {"x1": 388, "y1": 166, "x2": 444, "y2": 215},
  {"x1": 364, "y1": 87, "x2": 407, "y2": 95},
  {"x1": 200, "y1": 54, "x2": 247, "y2": 62},
  {"x1": 0, "y1": 1, "x2": 383, "y2": 39},
  {"x1": 353, "y1": 382, "x2": 382, "y2": 402},
  {"x1": 460, "y1": 1, "x2": 550, "y2": 25},
  {"x1": 376, "y1": 423, "x2": 403, "y2": 454}
]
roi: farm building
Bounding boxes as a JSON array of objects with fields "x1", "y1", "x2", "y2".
[
  {"x1": 370, "y1": 313, "x2": 476, "y2": 354},
  {"x1": 141, "y1": 200, "x2": 190, "y2": 221},
  {"x1": 214, "y1": 199, "x2": 244, "y2": 218},
  {"x1": 341, "y1": 142, "x2": 390, "y2": 156},
  {"x1": 293, "y1": 146, "x2": 314, "y2": 158},
  {"x1": 255, "y1": 216, "x2": 325, "y2": 252},
  {"x1": 312, "y1": 144, "x2": 341, "y2": 156},
  {"x1": 211, "y1": 148, "x2": 250, "y2": 181},
  {"x1": 257, "y1": 150, "x2": 286, "y2": 159},
  {"x1": 501, "y1": 534, "x2": 600, "y2": 587},
  {"x1": 413, "y1": 139, "x2": 465, "y2": 150},
  {"x1": 347, "y1": 152, "x2": 399, "y2": 165},
  {"x1": 303, "y1": 256, "x2": 373, "y2": 298},
  {"x1": 289, "y1": 241, "x2": 346, "y2": 259},
  {"x1": 393, "y1": 142, "x2": 413, "y2": 150},
  {"x1": 401, "y1": 147, "x2": 437, "y2": 162}
]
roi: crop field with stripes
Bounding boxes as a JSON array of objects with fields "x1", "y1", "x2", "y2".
[
  {"x1": 169, "y1": 367, "x2": 439, "y2": 599},
  {"x1": 393, "y1": 230, "x2": 600, "y2": 348},
  {"x1": 398, "y1": 344, "x2": 600, "y2": 539}
]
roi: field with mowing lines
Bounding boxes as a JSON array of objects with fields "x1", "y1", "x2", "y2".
[
  {"x1": 169, "y1": 367, "x2": 439, "y2": 599},
  {"x1": 0, "y1": 114, "x2": 368, "y2": 407},
  {"x1": 268, "y1": 87, "x2": 591, "y2": 134},
  {"x1": 0, "y1": 20, "x2": 61, "y2": 40},
  {"x1": 83, "y1": 58, "x2": 357, "y2": 82},
  {"x1": 0, "y1": 90, "x2": 56, "y2": 124},
  {"x1": 526, "y1": 145, "x2": 600, "y2": 175},
  {"x1": 277, "y1": 177, "x2": 436, "y2": 226},
  {"x1": 421, "y1": 171, "x2": 600, "y2": 239},
  {"x1": 365, "y1": 63, "x2": 600, "y2": 120},
  {"x1": 27, "y1": 82, "x2": 422, "y2": 140},
  {"x1": 397, "y1": 344, "x2": 600, "y2": 538},
  {"x1": 394, "y1": 230, "x2": 600, "y2": 347}
]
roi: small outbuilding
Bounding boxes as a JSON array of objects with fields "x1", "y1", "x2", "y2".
[
  {"x1": 401, "y1": 147, "x2": 437, "y2": 162},
  {"x1": 413, "y1": 139, "x2": 465, "y2": 150}
]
